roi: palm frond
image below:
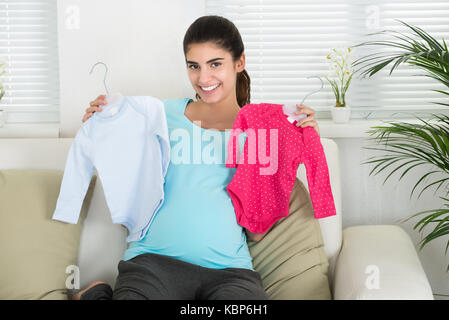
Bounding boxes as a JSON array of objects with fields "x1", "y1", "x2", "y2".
[
  {"x1": 352, "y1": 19, "x2": 449, "y2": 90},
  {"x1": 356, "y1": 21, "x2": 449, "y2": 271}
]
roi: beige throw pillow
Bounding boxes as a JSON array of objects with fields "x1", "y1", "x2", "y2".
[{"x1": 248, "y1": 177, "x2": 332, "y2": 300}]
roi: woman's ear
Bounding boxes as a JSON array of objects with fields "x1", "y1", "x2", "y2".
[{"x1": 236, "y1": 53, "x2": 246, "y2": 72}]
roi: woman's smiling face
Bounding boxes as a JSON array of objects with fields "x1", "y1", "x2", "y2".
[{"x1": 185, "y1": 42, "x2": 245, "y2": 105}]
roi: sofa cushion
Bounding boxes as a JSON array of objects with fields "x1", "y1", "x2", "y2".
[
  {"x1": 247, "y1": 177, "x2": 332, "y2": 299},
  {"x1": 0, "y1": 169, "x2": 97, "y2": 300}
]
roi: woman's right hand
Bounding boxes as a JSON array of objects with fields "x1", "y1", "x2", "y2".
[{"x1": 82, "y1": 94, "x2": 108, "y2": 122}]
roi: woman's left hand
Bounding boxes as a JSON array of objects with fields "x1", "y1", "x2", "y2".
[{"x1": 294, "y1": 104, "x2": 320, "y2": 137}]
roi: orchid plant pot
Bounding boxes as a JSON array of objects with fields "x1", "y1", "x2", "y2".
[{"x1": 331, "y1": 104, "x2": 351, "y2": 123}]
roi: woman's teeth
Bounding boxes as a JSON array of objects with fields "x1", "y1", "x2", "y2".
[{"x1": 201, "y1": 84, "x2": 220, "y2": 92}]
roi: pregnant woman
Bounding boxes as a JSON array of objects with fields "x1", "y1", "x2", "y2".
[{"x1": 73, "y1": 15, "x2": 320, "y2": 300}]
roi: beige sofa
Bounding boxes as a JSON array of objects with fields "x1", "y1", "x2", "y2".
[{"x1": 0, "y1": 137, "x2": 434, "y2": 299}]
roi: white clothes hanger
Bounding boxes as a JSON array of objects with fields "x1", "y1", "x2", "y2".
[
  {"x1": 282, "y1": 75, "x2": 324, "y2": 123},
  {"x1": 89, "y1": 61, "x2": 124, "y2": 116}
]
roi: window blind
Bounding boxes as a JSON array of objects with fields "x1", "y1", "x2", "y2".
[
  {"x1": 0, "y1": 0, "x2": 59, "y2": 124},
  {"x1": 206, "y1": 0, "x2": 449, "y2": 119}
]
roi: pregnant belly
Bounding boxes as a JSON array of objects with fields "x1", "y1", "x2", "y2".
[{"x1": 127, "y1": 196, "x2": 248, "y2": 267}]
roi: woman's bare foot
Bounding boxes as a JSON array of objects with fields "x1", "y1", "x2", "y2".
[{"x1": 71, "y1": 281, "x2": 109, "y2": 300}]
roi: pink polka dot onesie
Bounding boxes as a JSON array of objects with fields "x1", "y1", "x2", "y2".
[{"x1": 225, "y1": 103, "x2": 337, "y2": 233}]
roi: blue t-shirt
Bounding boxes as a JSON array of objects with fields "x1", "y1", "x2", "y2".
[{"x1": 123, "y1": 98, "x2": 253, "y2": 270}]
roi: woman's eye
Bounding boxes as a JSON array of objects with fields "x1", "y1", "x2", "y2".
[{"x1": 188, "y1": 63, "x2": 221, "y2": 70}]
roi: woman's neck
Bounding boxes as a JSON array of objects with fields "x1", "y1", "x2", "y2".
[
  {"x1": 197, "y1": 95, "x2": 240, "y2": 119},
  {"x1": 187, "y1": 97, "x2": 241, "y2": 131}
]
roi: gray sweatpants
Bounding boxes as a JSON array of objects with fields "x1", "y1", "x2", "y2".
[{"x1": 81, "y1": 252, "x2": 268, "y2": 300}]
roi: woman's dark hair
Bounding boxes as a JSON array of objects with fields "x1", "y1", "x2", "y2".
[{"x1": 183, "y1": 15, "x2": 250, "y2": 108}]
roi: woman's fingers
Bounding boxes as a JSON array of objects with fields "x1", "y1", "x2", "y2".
[
  {"x1": 296, "y1": 117, "x2": 321, "y2": 136},
  {"x1": 90, "y1": 94, "x2": 108, "y2": 107},
  {"x1": 294, "y1": 104, "x2": 315, "y2": 125},
  {"x1": 88, "y1": 94, "x2": 107, "y2": 109},
  {"x1": 296, "y1": 116, "x2": 314, "y2": 127},
  {"x1": 82, "y1": 94, "x2": 107, "y2": 122},
  {"x1": 293, "y1": 103, "x2": 320, "y2": 136},
  {"x1": 82, "y1": 113, "x2": 90, "y2": 123},
  {"x1": 85, "y1": 106, "x2": 103, "y2": 113},
  {"x1": 295, "y1": 104, "x2": 314, "y2": 116}
]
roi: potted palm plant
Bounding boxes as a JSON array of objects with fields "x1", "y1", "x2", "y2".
[{"x1": 351, "y1": 19, "x2": 449, "y2": 286}]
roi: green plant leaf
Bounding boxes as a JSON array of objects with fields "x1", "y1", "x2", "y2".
[
  {"x1": 355, "y1": 20, "x2": 449, "y2": 271},
  {"x1": 413, "y1": 209, "x2": 449, "y2": 233},
  {"x1": 418, "y1": 223, "x2": 449, "y2": 251}
]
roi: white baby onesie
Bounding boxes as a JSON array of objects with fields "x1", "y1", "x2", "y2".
[{"x1": 52, "y1": 95, "x2": 169, "y2": 242}]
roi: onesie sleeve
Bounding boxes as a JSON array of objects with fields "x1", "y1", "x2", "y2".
[
  {"x1": 300, "y1": 126, "x2": 337, "y2": 219},
  {"x1": 225, "y1": 107, "x2": 248, "y2": 168},
  {"x1": 52, "y1": 124, "x2": 95, "y2": 224},
  {"x1": 149, "y1": 97, "x2": 170, "y2": 177}
]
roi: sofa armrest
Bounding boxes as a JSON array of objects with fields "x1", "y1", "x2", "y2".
[{"x1": 332, "y1": 225, "x2": 434, "y2": 300}]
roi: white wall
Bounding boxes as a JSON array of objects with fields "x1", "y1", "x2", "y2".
[
  {"x1": 56, "y1": 0, "x2": 449, "y2": 299},
  {"x1": 57, "y1": 0, "x2": 204, "y2": 137}
]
